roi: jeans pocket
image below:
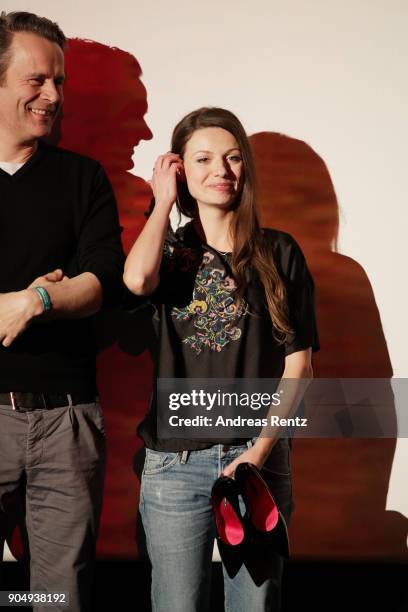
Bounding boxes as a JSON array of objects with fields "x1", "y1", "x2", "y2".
[{"x1": 143, "y1": 449, "x2": 181, "y2": 476}]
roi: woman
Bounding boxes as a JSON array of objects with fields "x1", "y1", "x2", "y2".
[{"x1": 124, "y1": 107, "x2": 319, "y2": 612}]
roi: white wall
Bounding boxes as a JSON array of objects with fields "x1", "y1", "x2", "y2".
[{"x1": 4, "y1": 0, "x2": 407, "y2": 514}]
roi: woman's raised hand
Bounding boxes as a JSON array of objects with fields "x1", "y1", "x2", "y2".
[{"x1": 150, "y1": 152, "x2": 184, "y2": 210}]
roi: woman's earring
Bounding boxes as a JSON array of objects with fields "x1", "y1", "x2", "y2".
[{"x1": 177, "y1": 166, "x2": 186, "y2": 182}]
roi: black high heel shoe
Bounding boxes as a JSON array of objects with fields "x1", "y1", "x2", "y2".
[
  {"x1": 235, "y1": 462, "x2": 289, "y2": 559},
  {"x1": 211, "y1": 475, "x2": 246, "y2": 578}
]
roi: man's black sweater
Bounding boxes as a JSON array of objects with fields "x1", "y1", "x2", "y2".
[{"x1": 0, "y1": 142, "x2": 124, "y2": 393}]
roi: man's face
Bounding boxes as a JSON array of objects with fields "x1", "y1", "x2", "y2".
[{"x1": 0, "y1": 31, "x2": 65, "y2": 146}]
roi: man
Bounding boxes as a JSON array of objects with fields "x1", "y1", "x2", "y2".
[{"x1": 0, "y1": 11, "x2": 124, "y2": 611}]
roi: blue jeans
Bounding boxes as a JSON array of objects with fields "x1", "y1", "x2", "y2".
[{"x1": 140, "y1": 439, "x2": 293, "y2": 612}]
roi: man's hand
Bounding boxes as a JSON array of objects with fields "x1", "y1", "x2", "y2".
[
  {"x1": 0, "y1": 290, "x2": 43, "y2": 348},
  {"x1": 0, "y1": 269, "x2": 69, "y2": 347},
  {"x1": 28, "y1": 268, "x2": 68, "y2": 288},
  {"x1": 30, "y1": 271, "x2": 102, "y2": 320},
  {"x1": 0, "y1": 269, "x2": 103, "y2": 347}
]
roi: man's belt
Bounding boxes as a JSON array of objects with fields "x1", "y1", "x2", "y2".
[{"x1": 0, "y1": 392, "x2": 97, "y2": 412}]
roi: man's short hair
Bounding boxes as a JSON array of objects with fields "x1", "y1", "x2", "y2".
[{"x1": 0, "y1": 11, "x2": 66, "y2": 84}]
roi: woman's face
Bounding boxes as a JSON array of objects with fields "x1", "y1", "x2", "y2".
[{"x1": 182, "y1": 127, "x2": 244, "y2": 210}]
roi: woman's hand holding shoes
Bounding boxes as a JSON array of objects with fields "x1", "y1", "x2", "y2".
[{"x1": 221, "y1": 443, "x2": 269, "y2": 478}]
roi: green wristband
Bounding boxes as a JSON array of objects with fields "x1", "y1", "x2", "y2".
[{"x1": 33, "y1": 286, "x2": 53, "y2": 312}]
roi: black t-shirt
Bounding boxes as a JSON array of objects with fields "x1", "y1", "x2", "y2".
[
  {"x1": 137, "y1": 221, "x2": 319, "y2": 451},
  {"x1": 0, "y1": 142, "x2": 124, "y2": 393}
]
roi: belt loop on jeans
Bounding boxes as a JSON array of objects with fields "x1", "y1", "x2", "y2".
[
  {"x1": 67, "y1": 393, "x2": 73, "y2": 407},
  {"x1": 180, "y1": 450, "x2": 189, "y2": 464}
]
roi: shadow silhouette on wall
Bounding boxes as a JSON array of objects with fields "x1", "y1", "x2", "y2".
[
  {"x1": 59, "y1": 39, "x2": 153, "y2": 558},
  {"x1": 250, "y1": 132, "x2": 407, "y2": 559}
]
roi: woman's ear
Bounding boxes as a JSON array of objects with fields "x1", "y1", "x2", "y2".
[{"x1": 177, "y1": 164, "x2": 186, "y2": 182}]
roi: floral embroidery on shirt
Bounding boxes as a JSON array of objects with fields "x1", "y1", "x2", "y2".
[{"x1": 172, "y1": 251, "x2": 247, "y2": 354}]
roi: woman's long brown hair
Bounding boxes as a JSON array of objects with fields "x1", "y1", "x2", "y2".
[{"x1": 171, "y1": 107, "x2": 291, "y2": 341}]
